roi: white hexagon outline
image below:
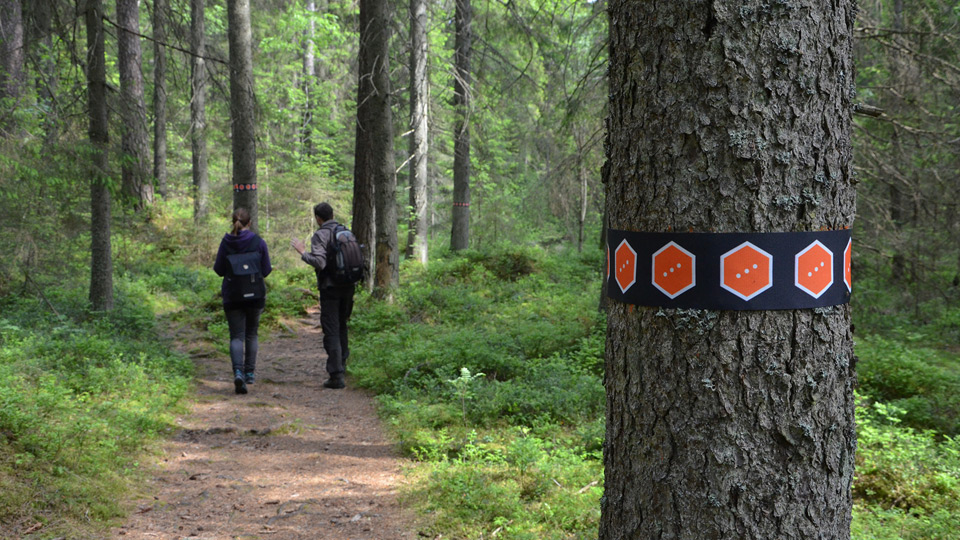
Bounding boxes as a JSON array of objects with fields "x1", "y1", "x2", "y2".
[
  {"x1": 794, "y1": 240, "x2": 834, "y2": 298},
  {"x1": 614, "y1": 239, "x2": 637, "y2": 293},
  {"x1": 720, "y1": 241, "x2": 774, "y2": 301},
  {"x1": 843, "y1": 238, "x2": 852, "y2": 293},
  {"x1": 651, "y1": 241, "x2": 696, "y2": 299}
]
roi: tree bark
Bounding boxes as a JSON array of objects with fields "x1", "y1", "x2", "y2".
[
  {"x1": 450, "y1": 0, "x2": 472, "y2": 251},
  {"x1": 601, "y1": 1, "x2": 857, "y2": 539},
  {"x1": 359, "y1": 0, "x2": 399, "y2": 296},
  {"x1": 191, "y1": 0, "x2": 209, "y2": 222},
  {"x1": 84, "y1": 0, "x2": 113, "y2": 311},
  {"x1": 25, "y1": 0, "x2": 57, "y2": 143},
  {"x1": 406, "y1": 0, "x2": 429, "y2": 264},
  {"x1": 301, "y1": 0, "x2": 316, "y2": 157},
  {"x1": 352, "y1": 0, "x2": 377, "y2": 292},
  {"x1": 228, "y1": 0, "x2": 258, "y2": 229},
  {"x1": 117, "y1": 0, "x2": 152, "y2": 210},
  {"x1": 575, "y1": 123, "x2": 587, "y2": 253},
  {"x1": 888, "y1": 0, "x2": 906, "y2": 283},
  {"x1": 0, "y1": 0, "x2": 25, "y2": 129},
  {"x1": 153, "y1": 0, "x2": 168, "y2": 198}
]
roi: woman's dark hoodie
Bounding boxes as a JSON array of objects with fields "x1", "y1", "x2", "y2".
[{"x1": 213, "y1": 230, "x2": 273, "y2": 310}]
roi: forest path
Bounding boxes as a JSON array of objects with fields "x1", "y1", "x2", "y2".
[{"x1": 113, "y1": 307, "x2": 415, "y2": 540}]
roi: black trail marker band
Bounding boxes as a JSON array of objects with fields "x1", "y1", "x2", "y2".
[{"x1": 606, "y1": 229, "x2": 852, "y2": 311}]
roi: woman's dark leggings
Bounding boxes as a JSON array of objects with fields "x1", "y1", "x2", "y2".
[{"x1": 224, "y1": 306, "x2": 263, "y2": 374}]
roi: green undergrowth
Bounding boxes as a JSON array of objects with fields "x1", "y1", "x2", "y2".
[
  {"x1": 852, "y1": 336, "x2": 960, "y2": 539},
  {"x1": 856, "y1": 336, "x2": 960, "y2": 436},
  {"x1": 848, "y1": 272, "x2": 960, "y2": 538},
  {"x1": 350, "y1": 246, "x2": 605, "y2": 539},
  {"x1": 346, "y1": 245, "x2": 960, "y2": 539},
  {"x1": 0, "y1": 281, "x2": 192, "y2": 538},
  {"x1": 852, "y1": 398, "x2": 960, "y2": 539}
]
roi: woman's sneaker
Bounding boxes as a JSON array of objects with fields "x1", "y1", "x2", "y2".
[
  {"x1": 244, "y1": 372, "x2": 255, "y2": 384},
  {"x1": 234, "y1": 370, "x2": 248, "y2": 394}
]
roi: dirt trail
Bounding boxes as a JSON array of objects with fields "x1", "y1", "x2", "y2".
[{"x1": 114, "y1": 308, "x2": 415, "y2": 540}]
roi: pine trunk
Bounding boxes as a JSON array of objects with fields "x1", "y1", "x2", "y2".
[
  {"x1": 0, "y1": 0, "x2": 24, "y2": 131},
  {"x1": 888, "y1": 0, "x2": 906, "y2": 283},
  {"x1": 26, "y1": 0, "x2": 58, "y2": 143},
  {"x1": 117, "y1": 0, "x2": 151, "y2": 210},
  {"x1": 365, "y1": 0, "x2": 399, "y2": 296},
  {"x1": 351, "y1": 0, "x2": 378, "y2": 292},
  {"x1": 450, "y1": 0, "x2": 471, "y2": 251},
  {"x1": 407, "y1": 0, "x2": 429, "y2": 264},
  {"x1": 191, "y1": 0, "x2": 209, "y2": 221},
  {"x1": 302, "y1": 1, "x2": 316, "y2": 157},
  {"x1": 228, "y1": 0, "x2": 258, "y2": 229},
  {"x1": 85, "y1": 0, "x2": 113, "y2": 311},
  {"x1": 601, "y1": 1, "x2": 857, "y2": 539},
  {"x1": 153, "y1": 0, "x2": 168, "y2": 198},
  {"x1": 575, "y1": 124, "x2": 587, "y2": 253}
]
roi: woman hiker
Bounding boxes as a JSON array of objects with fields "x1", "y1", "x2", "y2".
[{"x1": 213, "y1": 208, "x2": 272, "y2": 394}]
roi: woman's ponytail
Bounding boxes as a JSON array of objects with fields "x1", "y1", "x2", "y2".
[{"x1": 231, "y1": 208, "x2": 251, "y2": 235}]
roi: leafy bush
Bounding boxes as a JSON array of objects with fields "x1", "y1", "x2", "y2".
[
  {"x1": 351, "y1": 246, "x2": 605, "y2": 537},
  {"x1": 405, "y1": 431, "x2": 602, "y2": 540},
  {"x1": 856, "y1": 336, "x2": 960, "y2": 435},
  {"x1": 0, "y1": 286, "x2": 191, "y2": 536},
  {"x1": 852, "y1": 400, "x2": 960, "y2": 539}
]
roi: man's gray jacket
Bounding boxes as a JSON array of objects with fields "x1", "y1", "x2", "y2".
[{"x1": 300, "y1": 219, "x2": 341, "y2": 290}]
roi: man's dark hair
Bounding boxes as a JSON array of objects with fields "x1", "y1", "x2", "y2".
[{"x1": 314, "y1": 202, "x2": 334, "y2": 221}]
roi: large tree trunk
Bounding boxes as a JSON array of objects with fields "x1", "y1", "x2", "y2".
[
  {"x1": 85, "y1": 0, "x2": 113, "y2": 311},
  {"x1": 117, "y1": 0, "x2": 152, "y2": 210},
  {"x1": 450, "y1": 0, "x2": 472, "y2": 251},
  {"x1": 0, "y1": 0, "x2": 25, "y2": 130},
  {"x1": 228, "y1": 0, "x2": 258, "y2": 229},
  {"x1": 153, "y1": 0, "x2": 168, "y2": 198},
  {"x1": 25, "y1": 0, "x2": 58, "y2": 143},
  {"x1": 601, "y1": 1, "x2": 857, "y2": 539},
  {"x1": 361, "y1": 0, "x2": 399, "y2": 296},
  {"x1": 888, "y1": 0, "x2": 906, "y2": 283},
  {"x1": 351, "y1": 0, "x2": 377, "y2": 292},
  {"x1": 191, "y1": 0, "x2": 209, "y2": 221},
  {"x1": 574, "y1": 123, "x2": 587, "y2": 253},
  {"x1": 301, "y1": 0, "x2": 316, "y2": 157},
  {"x1": 406, "y1": 0, "x2": 428, "y2": 264}
]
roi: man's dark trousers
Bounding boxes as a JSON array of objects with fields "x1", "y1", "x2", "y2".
[{"x1": 319, "y1": 284, "x2": 354, "y2": 379}]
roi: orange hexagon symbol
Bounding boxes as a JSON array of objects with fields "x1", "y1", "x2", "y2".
[
  {"x1": 795, "y1": 240, "x2": 834, "y2": 298},
  {"x1": 615, "y1": 240, "x2": 637, "y2": 293},
  {"x1": 721, "y1": 242, "x2": 773, "y2": 301},
  {"x1": 652, "y1": 242, "x2": 695, "y2": 298},
  {"x1": 844, "y1": 238, "x2": 852, "y2": 292}
]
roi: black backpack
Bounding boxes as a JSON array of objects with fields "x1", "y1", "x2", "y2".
[
  {"x1": 328, "y1": 225, "x2": 365, "y2": 285},
  {"x1": 225, "y1": 237, "x2": 266, "y2": 301}
]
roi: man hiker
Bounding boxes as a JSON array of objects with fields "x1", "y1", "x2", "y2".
[{"x1": 291, "y1": 202, "x2": 356, "y2": 389}]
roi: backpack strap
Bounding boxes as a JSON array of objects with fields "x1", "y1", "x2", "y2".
[{"x1": 223, "y1": 234, "x2": 261, "y2": 276}]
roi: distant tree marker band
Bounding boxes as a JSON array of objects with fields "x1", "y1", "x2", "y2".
[
  {"x1": 234, "y1": 184, "x2": 257, "y2": 191},
  {"x1": 606, "y1": 229, "x2": 852, "y2": 310}
]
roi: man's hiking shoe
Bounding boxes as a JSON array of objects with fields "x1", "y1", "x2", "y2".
[
  {"x1": 323, "y1": 377, "x2": 345, "y2": 389},
  {"x1": 234, "y1": 370, "x2": 248, "y2": 394},
  {"x1": 244, "y1": 372, "x2": 255, "y2": 384}
]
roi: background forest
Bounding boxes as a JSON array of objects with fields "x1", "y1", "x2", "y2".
[{"x1": 0, "y1": 0, "x2": 959, "y2": 538}]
